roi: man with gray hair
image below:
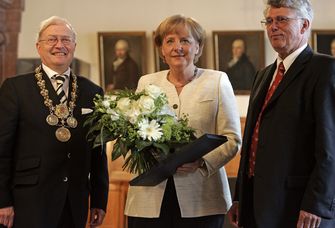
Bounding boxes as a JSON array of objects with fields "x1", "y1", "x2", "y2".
[
  {"x1": 0, "y1": 16, "x2": 109, "y2": 227},
  {"x1": 229, "y1": 0, "x2": 335, "y2": 227}
]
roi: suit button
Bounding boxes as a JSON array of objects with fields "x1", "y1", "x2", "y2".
[
  {"x1": 173, "y1": 104, "x2": 178, "y2": 109},
  {"x1": 67, "y1": 153, "x2": 71, "y2": 159},
  {"x1": 63, "y1": 177, "x2": 68, "y2": 182}
]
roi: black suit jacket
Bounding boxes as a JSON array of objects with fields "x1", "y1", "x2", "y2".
[
  {"x1": 107, "y1": 55, "x2": 140, "y2": 90},
  {"x1": 227, "y1": 53, "x2": 256, "y2": 91},
  {"x1": 0, "y1": 69, "x2": 109, "y2": 228},
  {"x1": 235, "y1": 46, "x2": 335, "y2": 227}
]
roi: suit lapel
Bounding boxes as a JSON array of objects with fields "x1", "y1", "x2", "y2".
[
  {"x1": 264, "y1": 46, "x2": 313, "y2": 111},
  {"x1": 240, "y1": 63, "x2": 276, "y2": 158},
  {"x1": 248, "y1": 63, "x2": 276, "y2": 123}
]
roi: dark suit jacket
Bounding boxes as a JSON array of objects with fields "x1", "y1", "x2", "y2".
[
  {"x1": 227, "y1": 53, "x2": 256, "y2": 91},
  {"x1": 0, "y1": 69, "x2": 109, "y2": 228},
  {"x1": 107, "y1": 55, "x2": 140, "y2": 90},
  {"x1": 235, "y1": 46, "x2": 335, "y2": 227}
]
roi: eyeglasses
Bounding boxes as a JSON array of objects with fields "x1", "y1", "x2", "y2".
[
  {"x1": 39, "y1": 36, "x2": 74, "y2": 46},
  {"x1": 260, "y1": 16, "x2": 303, "y2": 28}
]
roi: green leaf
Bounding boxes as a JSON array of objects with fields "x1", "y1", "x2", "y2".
[
  {"x1": 136, "y1": 140, "x2": 153, "y2": 151},
  {"x1": 153, "y1": 142, "x2": 169, "y2": 155}
]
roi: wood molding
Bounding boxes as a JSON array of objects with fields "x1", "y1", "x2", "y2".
[
  {"x1": 0, "y1": 0, "x2": 24, "y2": 85},
  {"x1": 0, "y1": 0, "x2": 14, "y2": 8},
  {"x1": 224, "y1": 117, "x2": 246, "y2": 177}
]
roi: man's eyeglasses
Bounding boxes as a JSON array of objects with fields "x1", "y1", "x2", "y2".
[
  {"x1": 260, "y1": 16, "x2": 303, "y2": 28},
  {"x1": 39, "y1": 36, "x2": 74, "y2": 46}
]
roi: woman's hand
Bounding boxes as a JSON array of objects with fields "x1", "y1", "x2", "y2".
[{"x1": 176, "y1": 159, "x2": 202, "y2": 174}]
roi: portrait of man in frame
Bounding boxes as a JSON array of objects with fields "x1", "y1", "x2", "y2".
[
  {"x1": 213, "y1": 31, "x2": 265, "y2": 94},
  {"x1": 312, "y1": 30, "x2": 335, "y2": 57},
  {"x1": 98, "y1": 32, "x2": 146, "y2": 92}
]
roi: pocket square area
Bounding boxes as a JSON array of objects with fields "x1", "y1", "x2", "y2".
[{"x1": 81, "y1": 108, "x2": 93, "y2": 115}]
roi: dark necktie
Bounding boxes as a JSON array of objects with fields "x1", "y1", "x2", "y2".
[
  {"x1": 52, "y1": 75, "x2": 68, "y2": 103},
  {"x1": 248, "y1": 62, "x2": 285, "y2": 177}
]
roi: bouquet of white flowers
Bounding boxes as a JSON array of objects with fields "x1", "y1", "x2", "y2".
[{"x1": 86, "y1": 85, "x2": 195, "y2": 174}]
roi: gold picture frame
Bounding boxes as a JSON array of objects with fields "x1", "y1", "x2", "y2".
[{"x1": 311, "y1": 30, "x2": 335, "y2": 57}]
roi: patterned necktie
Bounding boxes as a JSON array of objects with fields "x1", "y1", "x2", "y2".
[
  {"x1": 248, "y1": 62, "x2": 285, "y2": 177},
  {"x1": 52, "y1": 74, "x2": 68, "y2": 103}
]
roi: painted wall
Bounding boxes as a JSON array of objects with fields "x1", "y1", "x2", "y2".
[{"x1": 18, "y1": 0, "x2": 335, "y2": 116}]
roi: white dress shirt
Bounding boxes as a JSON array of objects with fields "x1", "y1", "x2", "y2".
[{"x1": 42, "y1": 63, "x2": 71, "y2": 97}]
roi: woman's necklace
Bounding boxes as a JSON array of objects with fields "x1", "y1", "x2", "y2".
[
  {"x1": 169, "y1": 67, "x2": 198, "y2": 88},
  {"x1": 35, "y1": 65, "x2": 78, "y2": 142}
]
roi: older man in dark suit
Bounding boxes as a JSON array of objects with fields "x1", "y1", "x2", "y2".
[
  {"x1": 228, "y1": 0, "x2": 335, "y2": 228},
  {"x1": 0, "y1": 16, "x2": 109, "y2": 228}
]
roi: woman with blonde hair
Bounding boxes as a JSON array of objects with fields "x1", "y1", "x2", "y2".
[{"x1": 125, "y1": 14, "x2": 241, "y2": 228}]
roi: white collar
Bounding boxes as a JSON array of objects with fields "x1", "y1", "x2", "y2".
[
  {"x1": 277, "y1": 43, "x2": 308, "y2": 71},
  {"x1": 42, "y1": 63, "x2": 71, "y2": 79}
]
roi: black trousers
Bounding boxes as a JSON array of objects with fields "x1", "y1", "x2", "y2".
[
  {"x1": 242, "y1": 177, "x2": 257, "y2": 228},
  {"x1": 128, "y1": 177, "x2": 225, "y2": 228}
]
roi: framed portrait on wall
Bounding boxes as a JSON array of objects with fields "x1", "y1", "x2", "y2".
[
  {"x1": 153, "y1": 31, "x2": 207, "y2": 71},
  {"x1": 311, "y1": 30, "x2": 335, "y2": 57},
  {"x1": 98, "y1": 31, "x2": 146, "y2": 92},
  {"x1": 213, "y1": 31, "x2": 265, "y2": 94}
]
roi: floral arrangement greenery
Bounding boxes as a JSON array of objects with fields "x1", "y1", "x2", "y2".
[{"x1": 86, "y1": 85, "x2": 195, "y2": 174}]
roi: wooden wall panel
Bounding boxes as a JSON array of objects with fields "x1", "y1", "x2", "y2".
[{"x1": 0, "y1": 0, "x2": 24, "y2": 85}]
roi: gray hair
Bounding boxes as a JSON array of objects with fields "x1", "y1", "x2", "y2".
[
  {"x1": 115, "y1": 39, "x2": 130, "y2": 51},
  {"x1": 264, "y1": 0, "x2": 314, "y2": 23},
  {"x1": 37, "y1": 16, "x2": 77, "y2": 42},
  {"x1": 264, "y1": 0, "x2": 313, "y2": 38}
]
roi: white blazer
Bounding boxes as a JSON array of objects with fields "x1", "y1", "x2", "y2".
[{"x1": 125, "y1": 69, "x2": 242, "y2": 218}]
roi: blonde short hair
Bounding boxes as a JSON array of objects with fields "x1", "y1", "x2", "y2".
[{"x1": 154, "y1": 14, "x2": 206, "y2": 63}]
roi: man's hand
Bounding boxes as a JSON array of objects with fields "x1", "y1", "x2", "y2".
[
  {"x1": 228, "y1": 201, "x2": 240, "y2": 227},
  {"x1": 297, "y1": 210, "x2": 321, "y2": 228},
  {"x1": 0, "y1": 206, "x2": 14, "y2": 228},
  {"x1": 89, "y1": 208, "x2": 106, "y2": 227}
]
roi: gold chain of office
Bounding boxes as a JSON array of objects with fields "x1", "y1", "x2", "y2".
[{"x1": 34, "y1": 65, "x2": 78, "y2": 142}]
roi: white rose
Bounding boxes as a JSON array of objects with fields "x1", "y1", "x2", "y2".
[
  {"x1": 125, "y1": 102, "x2": 141, "y2": 124},
  {"x1": 138, "y1": 95, "x2": 155, "y2": 114},
  {"x1": 110, "y1": 95, "x2": 117, "y2": 101},
  {"x1": 107, "y1": 109, "x2": 119, "y2": 121},
  {"x1": 145, "y1": 84, "x2": 162, "y2": 99},
  {"x1": 158, "y1": 104, "x2": 176, "y2": 117},
  {"x1": 116, "y1": 97, "x2": 131, "y2": 113},
  {"x1": 102, "y1": 100, "x2": 110, "y2": 109}
]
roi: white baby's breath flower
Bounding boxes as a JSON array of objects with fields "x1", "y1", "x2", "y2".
[
  {"x1": 138, "y1": 95, "x2": 155, "y2": 114},
  {"x1": 138, "y1": 119, "x2": 163, "y2": 141},
  {"x1": 116, "y1": 97, "x2": 131, "y2": 113},
  {"x1": 145, "y1": 84, "x2": 162, "y2": 99}
]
